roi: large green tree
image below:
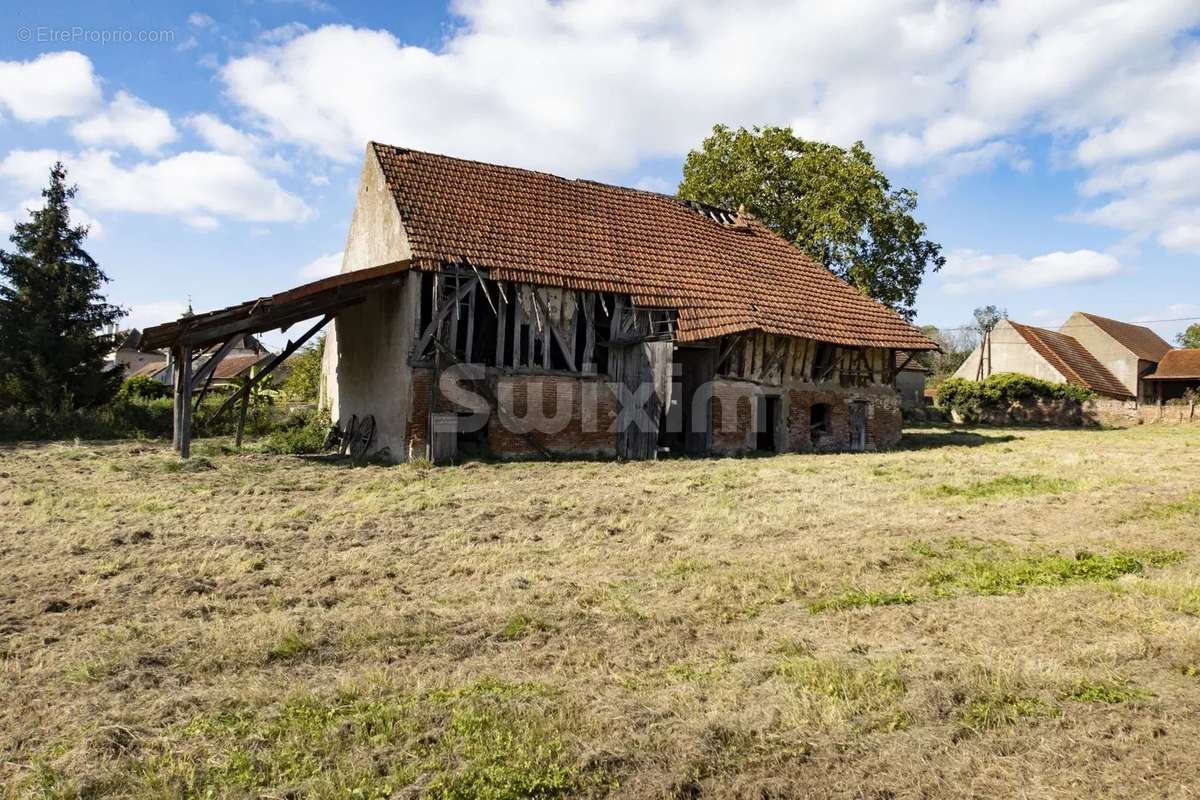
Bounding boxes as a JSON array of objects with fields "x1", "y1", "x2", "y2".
[
  {"x1": 678, "y1": 124, "x2": 945, "y2": 319},
  {"x1": 0, "y1": 163, "x2": 124, "y2": 413},
  {"x1": 1176, "y1": 323, "x2": 1200, "y2": 349}
]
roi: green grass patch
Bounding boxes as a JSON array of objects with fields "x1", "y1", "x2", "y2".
[
  {"x1": 927, "y1": 474, "x2": 1074, "y2": 500},
  {"x1": 163, "y1": 680, "x2": 593, "y2": 800},
  {"x1": 266, "y1": 631, "x2": 315, "y2": 663},
  {"x1": 1131, "y1": 491, "x2": 1200, "y2": 521},
  {"x1": 926, "y1": 549, "x2": 1180, "y2": 597},
  {"x1": 498, "y1": 613, "x2": 551, "y2": 640},
  {"x1": 961, "y1": 691, "x2": 1059, "y2": 731},
  {"x1": 773, "y1": 655, "x2": 908, "y2": 733},
  {"x1": 809, "y1": 588, "x2": 916, "y2": 614},
  {"x1": 64, "y1": 660, "x2": 113, "y2": 684},
  {"x1": 1062, "y1": 678, "x2": 1153, "y2": 704}
]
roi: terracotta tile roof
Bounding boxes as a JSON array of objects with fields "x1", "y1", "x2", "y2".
[
  {"x1": 372, "y1": 143, "x2": 937, "y2": 350},
  {"x1": 1076, "y1": 313, "x2": 1172, "y2": 362},
  {"x1": 1145, "y1": 349, "x2": 1200, "y2": 380},
  {"x1": 129, "y1": 361, "x2": 167, "y2": 379},
  {"x1": 895, "y1": 352, "x2": 929, "y2": 372},
  {"x1": 1009, "y1": 322, "x2": 1133, "y2": 399},
  {"x1": 209, "y1": 354, "x2": 266, "y2": 380}
]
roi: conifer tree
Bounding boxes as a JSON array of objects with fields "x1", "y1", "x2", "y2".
[{"x1": 0, "y1": 163, "x2": 124, "y2": 413}]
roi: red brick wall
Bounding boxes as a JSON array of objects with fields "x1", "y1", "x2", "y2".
[
  {"x1": 407, "y1": 368, "x2": 618, "y2": 460},
  {"x1": 711, "y1": 380, "x2": 755, "y2": 452},
  {"x1": 409, "y1": 368, "x2": 904, "y2": 460},
  {"x1": 488, "y1": 374, "x2": 618, "y2": 458}
]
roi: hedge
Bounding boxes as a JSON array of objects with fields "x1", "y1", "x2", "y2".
[{"x1": 935, "y1": 372, "x2": 1094, "y2": 423}]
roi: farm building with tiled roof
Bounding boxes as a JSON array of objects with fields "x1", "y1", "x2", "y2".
[
  {"x1": 954, "y1": 313, "x2": 1176, "y2": 404},
  {"x1": 311, "y1": 143, "x2": 938, "y2": 462}
]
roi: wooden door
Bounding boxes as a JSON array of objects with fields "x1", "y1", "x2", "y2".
[
  {"x1": 611, "y1": 341, "x2": 672, "y2": 460},
  {"x1": 848, "y1": 401, "x2": 868, "y2": 452}
]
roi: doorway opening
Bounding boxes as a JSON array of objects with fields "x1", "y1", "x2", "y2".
[
  {"x1": 756, "y1": 395, "x2": 780, "y2": 452},
  {"x1": 849, "y1": 401, "x2": 868, "y2": 452}
]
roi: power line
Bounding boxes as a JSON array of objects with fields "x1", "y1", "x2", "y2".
[{"x1": 926, "y1": 315, "x2": 1200, "y2": 334}]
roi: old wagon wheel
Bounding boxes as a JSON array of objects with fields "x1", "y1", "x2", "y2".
[
  {"x1": 349, "y1": 415, "x2": 375, "y2": 462},
  {"x1": 322, "y1": 422, "x2": 343, "y2": 452},
  {"x1": 340, "y1": 414, "x2": 358, "y2": 456}
]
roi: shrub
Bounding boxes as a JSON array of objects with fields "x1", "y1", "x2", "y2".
[
  {"x1": 116, "y1": 375, "x2": 171, "y2": 401},
  {"x1": 935, "y1": 372, "x2": 1094, "y2": 422},
  {"x1": 257, "y1": 408, "x2": 331, "y2": 455}
]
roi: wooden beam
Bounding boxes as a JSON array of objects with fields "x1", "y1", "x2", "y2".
[
  {"x1": 192, "y1": 336, "x2": 240, "y2": 412},
  {"x1": 716, "y1": 334, "x2": 741, "y2": 374},
  {"x1": 511, "y1": 285, "x2": 523, "y2": 367},
  {"x1": 210, "y1": 314, "x2": 332, "y2": 425},
  {"x1": 495, "y1": 282, "x2": 508, "y2": 366},
  {"x1": 412, "y1": 275, "x2": 478, "y2": 360},
  {"x1": 171, "y1": 346, "x2": 184, "y2": 452},
  {"x1": 235, "y1": 387, "x2": 250, "y2": 450},
  {"x1": 465, "y1": 279, "x2": 476, "y2": 364},
  {"x1": 531, "y1": 287, "x2": 579, "y2": 372},
  {"x1": 179, "y1": 344, "x2": 193, "y2": 459},
  {"x1": 582, "y1": 293, "x2": 595, "y2": 373}
]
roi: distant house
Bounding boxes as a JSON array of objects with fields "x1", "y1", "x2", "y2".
[
  {"x1": 894, "y1": 354, "x2": 929, "y2": 409},
  {"x1": 154, "y1": 334, "x2": 272, "y2": 390},
  {"x1": 954, "y1": 319, "x2": 1133, "y2": 399},
  {"x1": 1061, "y1": 312, "x2": 1171, "y2": 402},
  {"x1": 1144, "y1": 349, "x2": 1200, "y2": 402},
  {"x1": 108, "y1": 329, "x2": 166, "y2": 377}
]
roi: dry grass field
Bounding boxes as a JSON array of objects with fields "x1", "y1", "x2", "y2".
[{"x1": 2, "y1": 424, "x2": 1200, "y2": 799}]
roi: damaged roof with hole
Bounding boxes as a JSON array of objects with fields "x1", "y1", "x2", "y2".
[
  {"x1": 1009, "y1": 321, "x2": 1133, "y2": 399},
  {"x1": 371, "y1": 143, "x2": 937, "y2": 350}
]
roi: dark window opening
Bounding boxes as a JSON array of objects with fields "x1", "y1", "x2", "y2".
[
  {"x1": 810, "y1": 403, "x2": 832, "y2": 437},
  {"x1": 456, "y1": 413, "x2": 488, "y2": 458},
  {"x1": 813, "y1": 343, "x2": 836, "y2": 381},
  {"x1": 593, "y1": 294, "x2": 612, "y2": 375},
  {"x1": 416, "y1": 271, "x2": 501, "y2": 366}
]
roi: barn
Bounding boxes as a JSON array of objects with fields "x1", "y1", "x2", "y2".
[
  {"x1": 318, "y1": 144, "x2": 936, "y2": 462},
  {"x1": 141, "y1": 143, "x2": 937, "y2": 461}
]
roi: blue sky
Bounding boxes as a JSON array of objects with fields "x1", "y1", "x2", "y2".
[{"x1": 1, "y1": 0, "x2": 1198, "y2": 347}]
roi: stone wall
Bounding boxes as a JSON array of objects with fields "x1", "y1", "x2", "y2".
[{"x1": 946, "y1": 397, "x2": 1199, "y2": 428}]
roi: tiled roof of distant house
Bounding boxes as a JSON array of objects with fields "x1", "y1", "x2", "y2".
[
  {"x1": 1145, "y1": 349, "x2": 1200, "y2": 380},
  {"x1": 1009, "y1": 322, "x2": 1133, "y2": 399},
  {"x1": 1076, "y1": 313, "x2": 1172, "y2": 362}
]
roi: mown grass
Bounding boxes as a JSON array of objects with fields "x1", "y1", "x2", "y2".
[
  {"x1": 807, "y1": 546, "x2": 1184, "y2": 611},
  {"x1": 926, "y1": 473, "x2": 1075, "y2": 499},
  {"x1": 4, "y1": 424, "x2": 1200, "y2": 798}
]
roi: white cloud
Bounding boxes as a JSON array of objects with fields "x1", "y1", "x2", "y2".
[
  {"x1": 213, "y1": 0, "x2": 1200, "y2": 251},
  {"x1": 0, "y1": 52, "x2": 101, "y2": 122},
  {"x1": 298, "y1": 251, "x2": 342, "y2": 279},
  {"x1": 125, "y1": 299, "x2": 190, "y2": 331},
  {"x1": 71, "y1": 92, "x2": 178, "y2": 154},
  {"x1": 1076, "y1": 150, "x2": 1200, "y2": 253},
  {"x1": 185, "y1": 113, "x2": 263, "y2": 158},
  {"x1": 632, "y1": 175, "x2": 672, "y2": 194},
  {"x1": 218, "y1": 2, "x2": 1200, "y2": 172},
  {"x1": 940, "y1": 248, "x2": 1122, "y2": 295},
  {"x1": 189, "y1": 12, "x2": 216, "y2": 29},
  {"x1": 0, "y1": 148, "x2": 312, "y2": 228}
]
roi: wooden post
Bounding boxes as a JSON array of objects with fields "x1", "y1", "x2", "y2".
[
  {"x1": 171, "y1": 345, "x2": 183, "y2": 452},
  {"x1": 235, "y1": 387, "x2": 250, "y2": 449},
  {"x1": 583, "y1": 293, "x2": 595, "y2": 373},
  {"x1": 511, "y1": 285, "x2": 523, "y2": 368},
  {"x1": 179, "y1": 343, "x2": 193, "y2": 459},
  {"x1": 495, "y1": 283, "x2": 508, "y2": 367}
]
